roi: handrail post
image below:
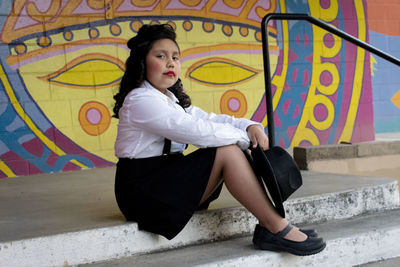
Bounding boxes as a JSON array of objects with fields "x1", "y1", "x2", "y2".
[{"x1": 260, "y1": 15, "x2": 275, "y2": 148}]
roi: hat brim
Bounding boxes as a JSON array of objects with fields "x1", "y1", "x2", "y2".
[{"x1": 250, "y1": 146, "x2": 285, "y2": 217}]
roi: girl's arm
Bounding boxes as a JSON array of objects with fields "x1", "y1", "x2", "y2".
[
  {"x1": 185, "y1": 105, "x2": 262, "y2": 132},
  {"x1": 125, "y1": 93, "x2": 251, "y2": 150},
  {"x1": 186, "y1": 105, "x2": 268, "y2": 149}
]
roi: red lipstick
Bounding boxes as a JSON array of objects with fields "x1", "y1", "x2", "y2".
[{"x1": 164, "y1": 71, "x2": 175, "y2": 76}]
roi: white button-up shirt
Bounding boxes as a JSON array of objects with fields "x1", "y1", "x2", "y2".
[{"x1": 115, "y1": 81, "x2": 262, "y2": 158}]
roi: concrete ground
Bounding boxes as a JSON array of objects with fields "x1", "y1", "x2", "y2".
[
  {"x1": 1, "y1": 131, "x2": 399, "y2": 266},
  {"x1": 363, "y1": 133, "x2": 400, "y2": 185},
  {"x1": 351, "y1": 133, "x2": 400, "y2": 188},
  {"x1": 0, "y1": 166, "x2": 397, "y2": 244},
  {"x1": 303, "y1": 132, "x2": 400, "y2": 189},
  {"x1": 359, "y1": 257, "x2": 400, "y2": 267}
]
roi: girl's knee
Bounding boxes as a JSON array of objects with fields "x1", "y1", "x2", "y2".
[
  {"x1": 217, "y1": 144, "x2": 240, "y2": 153},
  {"x1": 216, "y1": 145, "x2": 243, "y2": 160}
]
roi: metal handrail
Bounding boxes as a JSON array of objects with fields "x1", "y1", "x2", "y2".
[{"x1": 261, "y1": 13, "x2": 400, "y2": 148}]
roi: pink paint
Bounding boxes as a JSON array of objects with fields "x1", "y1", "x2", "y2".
[
  {"x1": 87, "y1": 108, "x2": 101, "y2": 125},
  {"x1": 14, "y1": 7, "x2": 39, "y2": 30},
  {"x1": 21, "y1": 137, "x2": 44, "y2": 158},
  {"x1": 11, "y1": 43, "x2": 128, "y2": 70},
  {"x1": 165, "y1": 0, "x2": 206, "y2": 10},
  {"x1": 304, "y1": 34, "x2": 309, "y2": 46},
  {"x1": 62, "y1": 161, "x2": 81, "y2": 171},
  {"x1": 180, "y1": 49, "x2": 265, "y2": 63},
  {"x1": 274, "y1": 112, "x2": 282, "y2": 127},
  {"x1": 300, "y1": 93, "x2": 307, "y2": 103},
  {"x1": 320, "y1": 0, "x2": 331, "y2": 9},
  {"x1": 46, "y1": 151, "x2": 59, "y2": 166},
  {"x1": 303, "y1": 69, "x2": 309, "y2": 86},
  {"x1": 116, "y1": 0, "x2": 160, "y2": 12},
  {"x1": 286, "y1": 125, "x2": 297, "y2": 140},
  {"x1": 47, "y1": 128, "x2": 114, "y2": 166},
  {"x1": 15, "y1": 0, "x2": 68, "y2": 29},
  {"x1": 314, "y1": 103, "x2": 328, "y2": 122},
  {"x1": 304, "y1": 54, "x2": 313, "y2": 64},
  {"x1": 251, "y1": 95, "x2": 266, "y2": 122},
  {"x1": 282, "y1": 99, "x2": 291, "y2": 115},
  {"x1": 292, "y1": 68, "x2": 298, "y2": 83},
  {"x1": 248, "y1": 0, "x2": 272, "y2": 22},
  {"x1": 320, "y1": 70, "x2": 333, "y2": 86},
  {"x1": 228, "y1": 98, "x2": 240, "y2": 111},
  {"x1": 299, "y1": 140, "x2": 312, "y2": 146},
  {"x1": 31, "y1": 0, "x2": 56, "y2": 12},
  {"x1": 1, "y1": 152, "x2": 29, "y2": 176},
  {"x1": 72, "y1": 1, "x2": 104, "y2": 14},
  {"x1": 293, "y1": 104, "x2": 300, "y2": 119},
  {"x1": 323, "y1": 33, "x2": 335, "y2": 48},
  {"x1": 211, "y1": 0, "x2": 246, "y2": 16}
]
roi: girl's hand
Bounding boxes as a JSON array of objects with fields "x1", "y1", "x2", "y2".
[{"x1": 247, "y1": 124, "x2": 269, "y2": 150}]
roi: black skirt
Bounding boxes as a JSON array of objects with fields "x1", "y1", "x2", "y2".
[{"x1": 114, "y1": 148, "x2": 222, "y2": 240}]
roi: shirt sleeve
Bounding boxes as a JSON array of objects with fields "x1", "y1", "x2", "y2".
[
  {"x1": 125, "y1": 93, "x2": 252, "y2": 150},
  {"x1": 185, "y1": 105, "x2": 263, "y2": 132}
]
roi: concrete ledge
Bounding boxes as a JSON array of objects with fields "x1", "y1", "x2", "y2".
[
  {"x1": 293, "y1": 141, "x2": 400, "y2": 170},
  {"x1": 1, "y1": 171, "x2": 398, "y2": 267},
  {"x1": 83, "y1": 209, "x2": 400, "y2": 267},
  {"x1": 357, "y1": 141, "x2": 400, "y2": 157}
]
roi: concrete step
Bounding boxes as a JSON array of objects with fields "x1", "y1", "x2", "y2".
[
  {"x1": 359, "y1": 256, "x2": 400, "y2": 267},
  {"x1": 83, "y1": 209, "x2": 400, "y2": 267},
  {"x1": 0, "y1": 168, "x2": 399, "y2": 267}
]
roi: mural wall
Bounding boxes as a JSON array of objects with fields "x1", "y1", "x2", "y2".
[
  {"x1": 0, "y1": 0, "x2": 376, "y2": 178},
  {"x1": 366, "y1": 0, "x2": 400, "y2": 133}
]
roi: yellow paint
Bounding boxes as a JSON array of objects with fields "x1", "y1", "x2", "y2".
[
  {"x1": 370, "y1": 55, "x2": 377, "y2": 76},
  {"x1": 186, "y1": 57, "x2": 261, "y2": 86},
  {"x1": 6, "y1": 38, "x2": 127, "y2": 66},
  {"x1": 4, "y1": 3, "x2": 277, "y2": 163},
  {"x1": 0, "y1": 63, "x2": 88, "y2": 169},
  {"x1": 272, "y1": 0, "x2": 290, "y2": 111},
  {"x1": 291, "y1": 0, "x2": 341, "y2": 147},
  {"x1": 180, "y1": 43, "x2": 271, "y2": 58},
  {"x1": 258, "y1": 0, "x2": 290, "y2": 127},
  {"x1": 339, "y1": 0, "x2": 366, "y2": 143},
  {"x1": 177, "y1": 19, "x2": 277, "y2": 120},
  {"x1": 39, "y1": 53, "x2": 125, "y2": 90},
  {"x1": 392, "y1": 90, "x2": 400, "y2": 109},
  {"x1": 308, "y1": 94, "x2": 335, "y2": 130},
  {"x1": 0, "y1": 161, "x2": 16, "y2": 177}
]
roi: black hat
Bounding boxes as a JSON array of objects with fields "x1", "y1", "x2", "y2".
[{"x1": 249, "y1": 145, "x2": 303, "y2": 218}]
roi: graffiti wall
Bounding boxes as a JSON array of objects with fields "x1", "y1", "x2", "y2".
[
  {"x1": 0, "y1": 0, "x2": 375, "y2": 178},
  {"x1": 366, "y1": 0, "x2": 400, "y2": 133}
]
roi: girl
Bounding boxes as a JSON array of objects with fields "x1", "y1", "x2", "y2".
[{"x1": 113, "y1": 24, "x2": 325, "y2": 256}]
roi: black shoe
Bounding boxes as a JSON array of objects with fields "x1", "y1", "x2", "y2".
[{"x1": 253, "y1": 224, "x2": 326, "y2": 256}]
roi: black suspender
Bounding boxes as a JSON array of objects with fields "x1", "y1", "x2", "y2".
[{"x1": 162, "y1": 138, "x2": 172, "y2": 155}]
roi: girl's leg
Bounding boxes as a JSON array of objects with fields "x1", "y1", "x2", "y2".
[{"x1": 200, "y1": 145, "x2": 306, "y2": 242}]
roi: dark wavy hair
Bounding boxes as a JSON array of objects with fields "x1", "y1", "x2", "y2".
[
  {"x1": 167, "y1": 78, "x2": 191, "y2": 108},
  {"x1": 113, "y1": 24, "x2": 191, "y2": 118}
]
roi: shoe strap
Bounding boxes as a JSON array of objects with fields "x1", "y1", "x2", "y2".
[{"x1": 275, "y1": 224, "x2": 293, "y2": 238}]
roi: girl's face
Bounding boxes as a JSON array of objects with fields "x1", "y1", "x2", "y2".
[{"x1": 145, "y1": 38, "x2": 181, "y2": 93}]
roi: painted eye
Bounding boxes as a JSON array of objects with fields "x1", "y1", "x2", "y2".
[
  {"x1": 38, "y1": 53, "x2": 124, "y2": 89},
  {"x1": 186, "y1": 57, "x2": 261, "y2": 86}
]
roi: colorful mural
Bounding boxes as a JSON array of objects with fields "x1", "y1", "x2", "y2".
[
  {"x1": 0, "y1": 0, "x2": 374, "y2": 178},
  {"x1": 366, "y1": 0, "x2": 400, "y2": 133}
]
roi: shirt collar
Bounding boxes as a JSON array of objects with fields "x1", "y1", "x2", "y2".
[{"x1": 142, "y1": 80, "x2": 179, "y2": 104}]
